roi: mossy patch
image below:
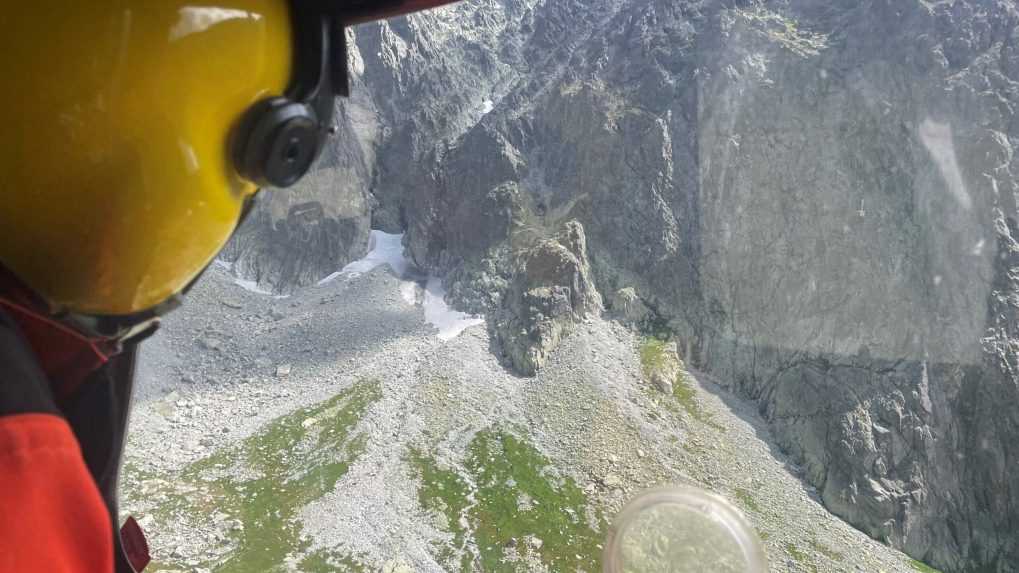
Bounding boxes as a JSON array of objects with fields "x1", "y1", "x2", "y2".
[
  {"x1": 732, "y1": 487, "x2": 761, "y2": 513},
  {"x1": 638, "y1": 336, "x2": 672, "y2": 372},
  {"x1": 639, "y1": 337, "x2": 723, "y2": 430},
  {"x1": 123, "y1": 379, "x2": 381, "y2": 572},
  {"x1": 408, "y1": 449, "x2": 473, "y2": 571},
  {"x1": 733, "y1": 6, "x2": 829, "y2": 57},
  {"x1": 299, "y1": 548, "x2": 370, "y2": 572},
  {"x1": 908, "y1": 558, "x2": 944, "y2": 573},
  {"x1": 809, "y1": 538, "x2": 843, "y2": 562},
  {"x1": 411, "y1": 430, "x2": 604, "y2": 572},
  {"x1": 469, "y1": 431, "x2": 604, "y2": 572},
  {"x1": 672, "y1": 374, "x2": 718, "y2": 427},
  {"x1": 786, "y1": 543, "x2": 818, "y2": 572}
]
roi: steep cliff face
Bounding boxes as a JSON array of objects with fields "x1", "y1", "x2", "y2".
[
  {"x1": 692, "y1": 5, "x2": 1019, "y2": 570},
  {"x1": 355, "y1": 0, "x2": 542, "y2": 231},
  {"x1": 350, "y1": 1, "x2": 1019, "y2": 571}
]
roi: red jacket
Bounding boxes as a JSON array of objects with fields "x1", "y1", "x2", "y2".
[{"x1": 0, "y1": 272, "x2": 149, "y2": 572}]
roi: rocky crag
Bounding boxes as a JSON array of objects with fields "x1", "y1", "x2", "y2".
[
  {"x1": 230, "y1": 1, "x2": 1019, "y2": 571},
  {"x1": 491, "y1": 220, "x2": 603, "y2": 374}
]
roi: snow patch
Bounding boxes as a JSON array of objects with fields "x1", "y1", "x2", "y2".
[
  {"x1": 320, "y1": 231, "x2": 483, "y2": 340},
  {"x1": 233, "y1": 276, "x2": 274, "y2": 296},
  {"x1": 318, "y1": 231, "x2": 409, "y2": 284},
  {"x1": 234, "y1": 277, "x2": 289, "y2": 299},
  {"x1": 400, "y1": 281, "x2": 418, "y2": 304},
  {"x1": 423, "y1": 277, "x2": 485, "y2": 341},
  {"x1": 213, "y1": 259, "x2": 288, "y2": 298},
  {"x1": 481, "y1": 99, "x2": 494, "y2": 114}
]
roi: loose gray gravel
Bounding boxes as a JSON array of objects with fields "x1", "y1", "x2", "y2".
[{"x1": 124, "y1": 262, "x2": 924, "y2": 572}]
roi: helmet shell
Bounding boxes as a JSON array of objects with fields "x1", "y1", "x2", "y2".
[{"x1": 1, "y1": 0, "x2": 292, "y2": 314}]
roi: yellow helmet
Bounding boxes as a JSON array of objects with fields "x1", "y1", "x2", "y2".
[{"x1": 0, "y1": 0, "x2": 453, "y2": 319}]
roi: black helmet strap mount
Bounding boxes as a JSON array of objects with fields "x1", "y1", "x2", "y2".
[
  {"x1": 231, "y1": 0, "x2": 463, "y2": 188},
  {"x1": 232, "y1": 1, "x2": 348, "y2": 189},
  {"x1": 232, "y1": 1, "x2": 463, "y2": 188}
]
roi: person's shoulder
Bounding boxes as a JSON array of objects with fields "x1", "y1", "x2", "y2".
[{"x1": 0, "y1": 302, "x2": 59, "y2": 417}]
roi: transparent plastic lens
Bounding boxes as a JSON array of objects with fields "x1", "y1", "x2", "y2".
[{"x1": 604, "y1": 486, "x2": 767, "y2": 573}]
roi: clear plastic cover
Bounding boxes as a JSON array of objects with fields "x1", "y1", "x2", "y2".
[{"x1": 604, "y1": 486, "x2": 768, "y2": 573}]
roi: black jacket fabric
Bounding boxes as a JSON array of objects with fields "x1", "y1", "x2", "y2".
[{"x1": 0, "y1": 307, "x2": 141, "y2": 572}]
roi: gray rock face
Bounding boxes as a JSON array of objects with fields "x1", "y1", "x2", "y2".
[
  {"x1": 689, "y1": 5, "x2": 1019, "y2": 571},
  {"x1": 608, "y1": 287, "x2": 651, "y2": 328},
  {"x1": 342, "y1": 1, "x2": 1019, "y2": 571},
  {"x1": 222, "y1": 166, "x2": 372, "y2": 294},
  {"x1": 226, "y1": 0, "x2": 1019, "y2": 569},
  {"x1": 353, "y1": 0, "x2": 540, "y2": 232},
  {"x1": 492, "y1": 221, "x2": 602, "y2": 374}
]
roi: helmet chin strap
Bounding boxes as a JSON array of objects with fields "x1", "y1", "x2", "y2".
[
  {"x1": 0, "y1": 264, "x2": 156, "y2": 399},
  {"x1": 61, "y1": 301, "x2": 173, "y2": 348}
]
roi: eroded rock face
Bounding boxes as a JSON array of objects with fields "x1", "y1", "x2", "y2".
[
  {"x1": 353, "y1": 0, "x2": 541, "y2": 232},
  {"x1": 689, "y1": 5, "x2": 1019, "y2": 570},
  {"x1": 608, "y1": 287, "x2": 651, "y2": 328},
  {"x1": 222, "y1": 167, "x2": 372, "y2": 293},
  {"x1": 354, "y1": 1, "x2": 1019, "y2": 571},
  {"x1": 230, "y1": 0, "x2": 1019, "y2": 569},
  {"x1": 492, "y1": 221, "x2": 602, "y2": 375}
]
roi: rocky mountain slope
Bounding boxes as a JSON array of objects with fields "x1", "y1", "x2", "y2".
[
  {"x1": 125, "y1": 255, "x2": 929, "y2": 572},
  {"x1": 210, "y1": 1, "x2": 1019, "y2": 571}
]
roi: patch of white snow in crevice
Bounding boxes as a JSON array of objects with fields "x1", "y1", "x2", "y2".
[
  {"x1": 213, "y1": 259, "x2": 289, "y2": 298},
  {"x1": 423, "y1": 277, "x2": 485, "y2": 341},
  {"x1": 480, "y1": 98, "x2": 494, "y2": 114},
  {"x1": 318, "y1": 231, "x2": 410, "y2": 285},
  {"x1": 400, "y1": 281, "x2": 418, "y2": 305},
  {"x1": 320, "y1": 231, "x2": 484, "y2": 340},
  {"x1": 233, "y1": 276, "x2": 276, "y2": 296}
]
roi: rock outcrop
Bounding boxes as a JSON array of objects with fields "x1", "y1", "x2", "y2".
[
  {"x1": 221, "y1": 166, "x2": 372, "y2": 294},
  {"x1": 640, "y1": 339, "x2": 683, "y2": 396},
  {"x1": 607, "y1": 287, "x2": 651, "y2": 328},
  {"x1": 491, "y1": 221, "x2": 602, "y2": 374}
]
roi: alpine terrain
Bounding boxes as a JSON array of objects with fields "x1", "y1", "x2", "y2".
[{"x1": 124, "y1": 1, "x2": 1019, "y2": 572}]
